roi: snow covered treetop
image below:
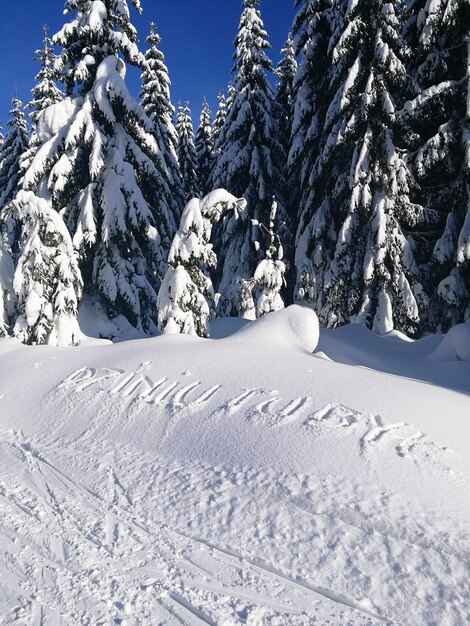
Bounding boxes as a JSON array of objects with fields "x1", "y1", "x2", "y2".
[
  {"x1": 27, "y1": 25, "x2": 63, "y2": 124},
  {"x1": 141, "y1": 21, "x2": 174, "y2": 116},
  {"x1": 0, "y1": 94, "x2": 29, "y2": 207},
  {"x1": 233, "y1": 0, "x2": 273, "y2": 85},
  {"x1": 54, "y1": 0, "x2": 144, "y2": 93}
]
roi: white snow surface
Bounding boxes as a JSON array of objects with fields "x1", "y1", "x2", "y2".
[
  {"x1": 431, "y1": 321, "x2": 470, "y2": 362},
  {"x1": 0, "y1": 305, "x2": 469, "y2": 625}
]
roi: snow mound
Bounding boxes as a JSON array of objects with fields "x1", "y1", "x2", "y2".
[
  {"x1": 235, "y1": 305, "x2": 319, "y2": 353},
  {"x1": 432, "y1": 322, "x2": 470, "y2": 361}
]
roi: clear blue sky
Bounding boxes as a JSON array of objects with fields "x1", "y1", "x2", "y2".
[{"x1": 0, "y1": 0, "x2": 296, "y2": 129}]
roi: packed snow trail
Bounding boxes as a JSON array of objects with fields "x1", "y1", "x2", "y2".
[
  {"x1": 0, "y1": 431, "x2": 394, "y2": 625},
  {"x1": 0, "y1": 308, "x2": 469, "y2": 625}
]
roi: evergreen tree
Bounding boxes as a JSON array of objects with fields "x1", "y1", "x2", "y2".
[
  {"x1": 195, "y1": 98, "x2": 214, "y2": 195},
  {"x1": 253, "y1": 198, "x2": 286, "y2": 317},
  {"x1": 140, "y1": 22, "x2": 184, "y2": 225},
  {"x1": 236, "y1": 277, "x2": 257, "y2": 320},
  {"x1": 401, "y1": 0, "x2": 470, "y2": 329},
  {"x1": 275, "y1": 32, "x2": 297, "y2": 192},
  {"x1": 211, "y1": 0, "x2": 289, "y2": 316},
  {"x1": 212, "y1": 91, "x2": 227, "y2": 146},
  {"x1": 20, "y1": 26, "x2": 63, "y2": 212},
  {"x1": 212, "y1": 83, "x2": 236, "y2": 171},
  {"x1": 211, "y1": 89, "x2": 230, "y2": 189},
  {"x1": 157, "y1": 190, "x2": 247, "y2": 336},
  {"x1": 27, "y1": 25, "x2": 63, "y2": 125},
  {"x1": 15, "y1": 0, "x2": 174, "y2": 340},
  {"x1": 0, "y1": 95, "x2": 29, "y2": 207},
  {"x1": 176, "y1": 102, "x2": 200, "y2": 200},
  {"x1": 291, "y1": 0, "x2": 344, "y2": 315},
  {"x1": 275, "y1": 32, "x2": 298, "y2": 297},
  {"x1": 0, "y1": 112, "x2": 15, "y2": 335},
  {"x1": 295, "y1": 0, "x2": 426, "y2": 335},
  {"x1": 10, "y1": 191, "x2": 82, "y2": 346}
]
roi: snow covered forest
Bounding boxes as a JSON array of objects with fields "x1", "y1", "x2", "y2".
[{"x1": 0, "y1": 0, "x2": 469, "y2": 345}]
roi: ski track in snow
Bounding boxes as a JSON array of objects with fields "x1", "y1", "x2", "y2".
[
  {"x1": 1, "y1": 426, "x2": 469, "y2": 626},
  {"x1": 0, "y1": 431, "x2": 391, "y2": 626},
  {"x1": 0, "y1": 357, "x2": 468, "y2": 625}
]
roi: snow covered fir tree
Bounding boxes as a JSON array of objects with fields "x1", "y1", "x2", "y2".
[
  {"x1": 253, "y1": 198, "x2": 286, "y2": 318},
  {"x1": 211, "y1": 0, "x2": 291, "y2": 316},
  {"x1": 293, "y1": 0, "x2": 422, "y2": 335},
  {"x1": 400, "y1": 0, "x2": 470, "y2": 331},
  {"x1": 26, "y1": 26, "x2": 63, "y2": 126},
  {"x1": 176, "y1": 102, "x2": 200, "y2": 202},
  {"x1": 212, "y1": 91, "x2": 227, "y2": 149},
  {"x1": 289, "y1": 0, "x2": 344, "y2": 315},
  {"x1": 0, "y1": 0, "x2": 469, "y2": 344},
  {"x1": 195, "y1": 98, "x2": 214, "y2": 196},
  {"x1": 0, "y1": 94, "x2": 29, "y2": 208},
  {"x1": 9, "y1": 191, "x2": 83, "y2": 346},
  {"x1": 157, "y1": 189, "x2": 247, "y2": 337},
  {"x1": 275, "y1": 32, "x2": 297, "y2": 216},
  {"x1": 140, "y1": 21, "x2": 184, "y2": 226}
]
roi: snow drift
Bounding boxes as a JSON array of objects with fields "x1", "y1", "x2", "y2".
[{"x1": 432, "y1": 321, "x2": 470, "y2": 361}]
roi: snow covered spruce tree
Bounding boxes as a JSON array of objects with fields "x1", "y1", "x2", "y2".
[
  {"x1": 26, "y1": 26, "x2": 63, "y2": 126},
  {"x1": 176, "y1": 102, "x2": 200, "y2": 201},
  {"x1": 157, "y1": 190, "x2": 247, "y2": 336},
  {"x1": 211, "y1": 0, "x2": 290, "y2": 315},
  {"x1": 0, "y1": 95, "x2": 29, "y2": 208},
  {"x1": 8, "y1": 191, "x2": 82, "y2": 345},
  {"x1": 195, "y1": 98, "x2": 214, "y2": 195},
  {"x1": 20, "y1": 26, "x2": 64, "y2": 203},
  {"x1": 140, "y1": 21, "x2": 184, "y2": 225},
  {"x1": 254, "y1": 198, "x2": 286, "y2": 317},
  {"x1": 401, "y1": 0, "x2": 470, "y2": 330},
  {"x1": 297, "y1": 0, "x2": 426, "y2": 335},
  {"x1": 274, "y1": 32, "x2": 298, "y2": 295},
  {"x1": 212, "y1": 91, "x2": 227, "y2": 147},
  {"x1": 290, "y1": 0, "x2": 344, "y2": 315},
  {"x1": 275, "y1": 33, "x2": 297, "y2": 199},
  {"x1": 16, "y1": 0, "x2": 176, "y2": 339}
]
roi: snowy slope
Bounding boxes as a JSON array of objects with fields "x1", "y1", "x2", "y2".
[{"x1": 0, "y1": 306, "x2": 469, "y2": 625}]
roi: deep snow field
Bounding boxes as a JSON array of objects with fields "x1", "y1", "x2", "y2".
[{"x1": 0, "y1": 306, "x2": 469, "y2": 626}]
